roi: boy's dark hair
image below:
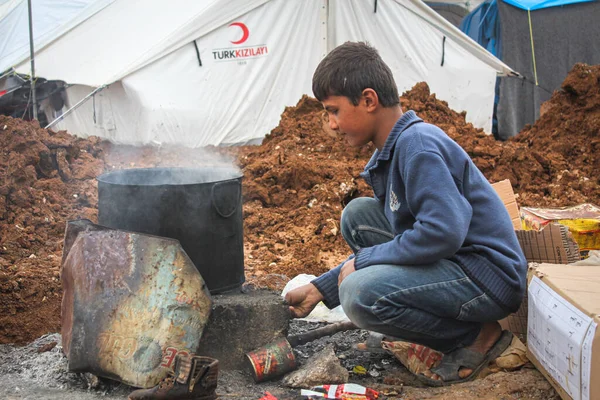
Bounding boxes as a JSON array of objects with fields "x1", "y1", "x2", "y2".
[{"x1": 312, "y1": 42, "x2": 400, "y2": 107}]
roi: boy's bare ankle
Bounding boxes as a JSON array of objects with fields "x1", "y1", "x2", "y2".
[{"x1": 468, "y1": 321, "x2": 502, "y2": 354}]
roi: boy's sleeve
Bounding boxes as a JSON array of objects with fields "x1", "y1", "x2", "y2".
[
  {"x1": 355, "y1": 150, "x2": 472, "y2": 268},
  {"x1": 310, "y1": 254, "x2": 355, "y2": 308}
]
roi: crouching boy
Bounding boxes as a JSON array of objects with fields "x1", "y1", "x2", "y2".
[{"x1": 285, "y1": 42, "x2": 527, "y2": 386}]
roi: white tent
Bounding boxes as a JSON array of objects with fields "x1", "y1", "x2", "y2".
[
  {"x1": 0, "y1": 0, "x2": 114, "y2": 73},
  {"x1": 6, "y1": 0, "x2": 516, "y2": 147}
]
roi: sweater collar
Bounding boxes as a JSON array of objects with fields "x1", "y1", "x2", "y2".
[{"x1": 377, "y1": 110, "x2": 422, "y2": 161}]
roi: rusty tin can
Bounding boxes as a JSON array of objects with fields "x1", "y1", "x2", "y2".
[{"x1": 245, "y1": 337, "x2": 297, "y2": 382}]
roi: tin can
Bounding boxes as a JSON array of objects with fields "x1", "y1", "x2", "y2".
[{"x1": 245, "y1": 337, "x2": 297, "y2": 382}]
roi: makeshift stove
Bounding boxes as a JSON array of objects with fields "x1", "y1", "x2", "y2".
[{"x1": 60, "y1": 167, "x2": 290, "y2": 391}]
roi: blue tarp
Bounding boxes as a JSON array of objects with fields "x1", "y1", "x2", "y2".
[
  {"x1": 502, "y1": 0, "x2": 594, "y2": 10},
  {"x1": 460, "y1": 0, "x2": 500, "y2": 57},
  {"x1": 460, "y1": 0, "x2": 600, "y2": 138}
]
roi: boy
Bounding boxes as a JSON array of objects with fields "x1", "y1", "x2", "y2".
[{"x1": 285, "y1": 42, "x2": 527, "y2": 386}]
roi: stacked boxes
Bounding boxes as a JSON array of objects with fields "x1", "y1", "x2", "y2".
[
  {"x1": 491, "y1": 181, "x2": 580, "y2": 339},
  {"x1": 521, "y1": 204, "x2": 600, "y2": 258},
  {"x1": 491, "y1": 180, "x2": 600, "y2": 400}
]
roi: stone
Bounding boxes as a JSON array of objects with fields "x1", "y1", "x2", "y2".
[
  {"x1": 283, "y1": 345, "x2": 349, "y2": 388},
  {"x1": 197, "y1": 289, "x2": 289, "y2": 370}
]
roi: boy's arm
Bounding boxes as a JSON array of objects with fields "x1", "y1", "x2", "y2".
[
  {"x1": 310, "y1": 254, "x2": 355, "y2": 308},
  {"x1": 355, "y1": 151, "x2": 472, "y2": 269}
]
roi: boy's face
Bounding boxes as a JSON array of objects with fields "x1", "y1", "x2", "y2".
[{"x1": 321, "y1": 95, "x2": 376, "y2": 147}]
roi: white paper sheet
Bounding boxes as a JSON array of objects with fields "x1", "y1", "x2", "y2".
[{"x1": 528, "y1": 276, "x2": 595, "y2": 400}]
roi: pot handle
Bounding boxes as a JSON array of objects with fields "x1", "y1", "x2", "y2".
[{"x1": 211, "y1": 180, "x2": 240, "y2": 218}]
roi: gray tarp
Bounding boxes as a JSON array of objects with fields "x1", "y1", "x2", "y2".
[{"x1": 496, "y1": 0, "x2": 600, "y2": 140}]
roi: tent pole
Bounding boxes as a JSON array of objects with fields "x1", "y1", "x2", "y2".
[
  {"x1": 27, "y1": 0, "x2": 37, "y2": 120},
  {"x1": 45, "y1": 85, "x2": 108, "y2": 130}
]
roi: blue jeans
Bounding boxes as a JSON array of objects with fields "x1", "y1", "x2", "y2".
[{"x1": 338, "y1": 197, "x2": 509, "y2": 353}]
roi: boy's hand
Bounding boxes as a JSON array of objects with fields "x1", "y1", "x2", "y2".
[
  {"x1": 285, "y1": 283, "x2": 324, "y2": 318},
  {"x1": 338, "y1": 258, "x2": 356, "y2": 286}
]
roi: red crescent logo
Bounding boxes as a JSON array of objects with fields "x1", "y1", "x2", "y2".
[{"x1": 229, "y1": 22, "x2": 249, "y2": 45}]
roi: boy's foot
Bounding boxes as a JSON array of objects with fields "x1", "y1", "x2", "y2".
[
  {"x1": 354, "y1": 332, "x2": 397, "y2": 353},
  {"x1": 418, "y1": 322, "x2": 512, "y2": 386}
]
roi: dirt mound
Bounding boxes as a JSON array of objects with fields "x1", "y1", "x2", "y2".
[
  {"x1": 0, "y1": 116, "x2": 105, "y2": 344},
  {"x1": 511, "y1": 63, "x2": 600, "y2": 206},
  {"x1": 399, "y1": 82, "x2": 542, "y2": 192},
  {"x1": 2, "y1": 63, "x2": 600, "y2": 346}
]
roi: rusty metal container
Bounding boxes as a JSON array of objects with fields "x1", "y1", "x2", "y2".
[
  {"x1": 61, "y1": 219, "x2": 212, "y2": 388},
  {"x1": 97, "y1": 167, "x2": 244, "y2": 294}
]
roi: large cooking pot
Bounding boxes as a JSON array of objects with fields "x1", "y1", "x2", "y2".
[{"x1": 97, "y1": 167, "x2": 244, "y2": 294}]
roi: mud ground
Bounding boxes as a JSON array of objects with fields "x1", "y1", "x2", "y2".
[
  {"x1": 0, "y1": 320, "x2": 559, "y2": 400},
  {"x1": 1, "y1": 63, "x2": 599, "y2": 398}
]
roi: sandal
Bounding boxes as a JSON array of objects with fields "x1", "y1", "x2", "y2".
[{"x1": 416, "y1": 330, "x2": 513, "y2": 387}]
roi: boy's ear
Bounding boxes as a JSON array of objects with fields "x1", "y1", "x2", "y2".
[{"x1": 361, "y1": 89, "x2": 379, "y2": 112}]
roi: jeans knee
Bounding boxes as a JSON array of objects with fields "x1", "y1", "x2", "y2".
[
  {"x1": 341, "y1": 197, "x2": 379, "y2": 242},
  {"x1": 339, "y1": 288, "x2": 362, "y2": 324},
  {"x1": 339, "y1": 275, "x2": 374, "y2": 327}
]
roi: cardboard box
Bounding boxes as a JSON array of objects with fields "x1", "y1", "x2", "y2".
[
  {"x1": 492, "y1": 179, "x2": 522, "y2": 230},
  {"x1": 490, "y1": 180, "x2": 600, "y2": 399},
  {"x1": 521, "y1": 204, "x2": 600, "y2": 257},
  {"x1": 491, "y1": 180, "x2": 580, "y2": 338},
  {"x1": 515, "y1": 224, "x2": 581, "y2": 265},
  {"x1": 526, "y1": 263, "x2": 600, "y2": 400},
  {"x1": 499, "y1": 224, "x2": 581, "y2": 338}
]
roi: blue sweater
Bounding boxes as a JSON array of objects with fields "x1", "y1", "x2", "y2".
[{"x1": 312, "y1": 111, "x2": 527, "y2": 312}]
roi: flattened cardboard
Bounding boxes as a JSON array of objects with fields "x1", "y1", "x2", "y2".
[
  {"x1": 491, "y1": 179, "x2": 521, "y2": 230},
  {"x1": 526, "y1": 264, "x2": 600, "y2": 400}
]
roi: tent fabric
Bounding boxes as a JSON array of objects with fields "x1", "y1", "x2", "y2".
[
  {"x1": 7, "y1": 0, "x2": 516, "y2": 147},
  {"x1": 426, "y1": 0, "x2": 487, "y2": 11},
  {"x1": 0, "y1": 0, "x2": 113, "y2": 73},
  {"x1": 14, "y1": 0, "x2": 271, "y2": 86},
  {"x1": 460, "y1": 0, "x2": 501, "y2": 136},
  {"x1": 14, "y1": 0, "x2": 515, "y2": 86},
  {"x1": 502, "y1": 0, "x2": 593, "y2": 10},
  {"x1": 496, "y1": 0, "x2": 600, "y2": 139},
  {"x1": 56, "y1": 0, "x2": 324, "y2": 146}
]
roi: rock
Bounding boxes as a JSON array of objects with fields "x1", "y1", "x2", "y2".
[
  {"x1": 197, "y1": 289, "x2": 289, "y2": 370},
  {"x1": 283, "y1": 344, "x2": 348, "y2": 388},
  {"x1": 55, "y1": 148, "x2": 72, "y2": 181}
]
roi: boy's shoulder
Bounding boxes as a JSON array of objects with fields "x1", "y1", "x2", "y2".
[
  {"x1": 389, "y1": 118, "x2": 470, "y2": 170},
  {"x1": 395, "y1": 118, "x2": 453, "y2": 151}
]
